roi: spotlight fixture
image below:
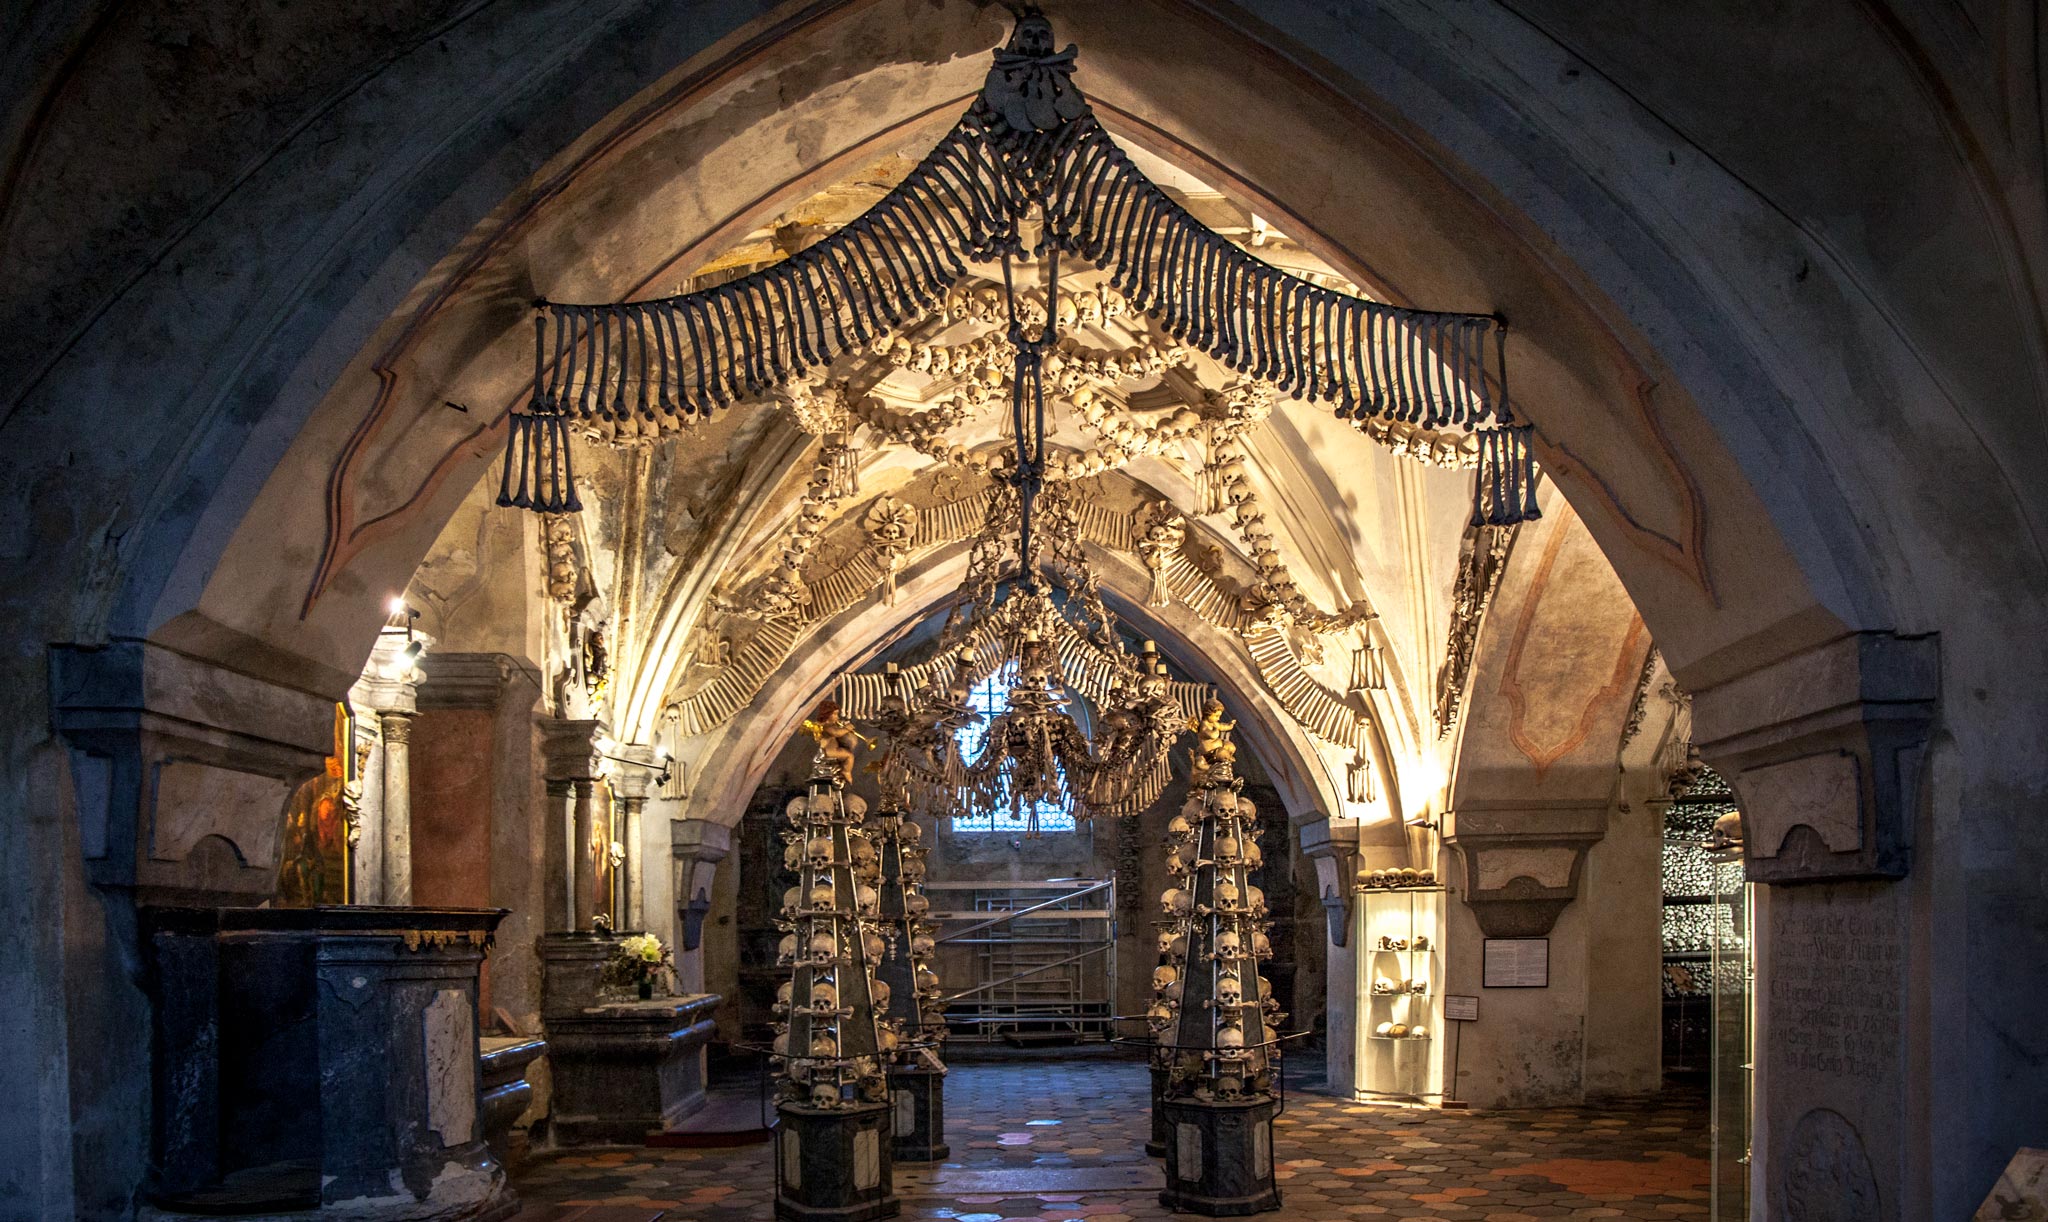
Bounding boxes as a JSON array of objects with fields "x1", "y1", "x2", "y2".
[{"x1": 598, "y1": 744, "x2": 673, "y2": 789}]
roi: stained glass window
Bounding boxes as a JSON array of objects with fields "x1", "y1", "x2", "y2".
[{"x1": 951, "y1": 664, "x2": 1078, "y2": 834}]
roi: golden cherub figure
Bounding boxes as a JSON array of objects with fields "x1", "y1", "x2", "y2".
[
  {"x1": 1186, "y1": 697, "x2": 1237, "y2": 787},
  {"x1": 802, "y1": 700, "x2": 864, "y2": 786}
]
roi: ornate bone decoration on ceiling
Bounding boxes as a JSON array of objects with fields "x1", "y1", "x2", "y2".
[{"x1": 498, "y1": 12, "x2": 1539, "y2": 532}]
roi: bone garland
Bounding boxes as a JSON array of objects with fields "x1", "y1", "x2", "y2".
[
  {"x1": 505, "y1": 14, "x2": 1528, "y2": 526},
  {"x1": 1209, "y1": 428, "x2": 1377, "y2": 634},
  {"x1": 772, "y1": 767, "x2": 890, "y2": 1110},
  {"x1": 746, "y1": 436, "x2": 859, "y2": 620},
  {"x1": 1435, "y1": 521, "x2": 1516, "y2": 736}
]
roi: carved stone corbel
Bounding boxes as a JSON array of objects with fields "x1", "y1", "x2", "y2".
[
  {"x1": 1297, "y1": 818, "x2": 1358, "y2": 947},
  {"x1": 49, "y1": 640, "x2": 336, "y2": 904},
  {"x1": 1690, "y1": 631, "x2": 1937, "y2": 884},
  {"x1": 1444, "y1": 804, "x2": 1607, "y2": 937},
  {"x1": 670, "y1": 821, "x2": 731, "y2": 993}
]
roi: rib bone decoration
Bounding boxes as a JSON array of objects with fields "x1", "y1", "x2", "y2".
[{"x1": 501, "y1": 14, "x2": 1537, "y2": 529}]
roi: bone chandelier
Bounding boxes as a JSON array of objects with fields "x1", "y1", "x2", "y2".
[{"x1": 498, "y1": 13, "x2": 1538, "y2": 533}]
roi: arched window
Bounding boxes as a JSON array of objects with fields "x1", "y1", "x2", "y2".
[{"x1": 950, "y1": 662, "x2": 1078, "y2": 834}]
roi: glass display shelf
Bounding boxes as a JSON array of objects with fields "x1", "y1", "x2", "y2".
[{"x1": 1352, "y1": 883, "x2": 1445, "y2": 1103}]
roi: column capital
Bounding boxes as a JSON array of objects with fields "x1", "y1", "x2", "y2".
[
  {"x1": 539, "y1": 717, "x2": 607, "y2": 784},
  {"x1": 603, "y1": 742, "x2": 662, "y2": 802},
  {"x1": 1691, "y1": 630, "x2": 1937, "y2": 883},
  {"x1": 415, "y1": 651, "x2": 541, "y2": 711}
]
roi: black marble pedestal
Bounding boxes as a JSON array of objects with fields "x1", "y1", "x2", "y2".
[
  {"x1": 1158, "y1": 1094, "x2": 1282, "y2": 1216},
  {"x1": 479, "y1": 1036, "x2": 547, "y2": 1165},
  {"x1": 545, "y1": 994, "x2": 720, "y2": 1145},
  {"x1": 888, "y1": 1066, "x2": 949, "y2": 1161},
  {"x1": 145, "y1": 905, "x2": 514, "y2": 1221},
  {"x1": 775, "y1": 1101, "x2": 900, "y2": 1222},
  {"x1": 1146, "y1": 1064, "x2": 1170, "y2": 1158}
]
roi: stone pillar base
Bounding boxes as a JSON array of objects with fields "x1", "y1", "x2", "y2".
[
  {"x1": 888, "y1": 1066, "x2": 949, "y2": 1161},
  {"x1": 1158, "y1": 1095, "x2": 1282, "y2": 1216},
  {"x1": 775, "y1": 1101, "x2": 900, "y2": 1222},
  {"x1": 1146, "y1": 1064, "x2": 1170, "y2": 1158}
]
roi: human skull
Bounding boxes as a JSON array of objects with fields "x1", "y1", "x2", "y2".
[
  {"x1": 809, "y1": 884, "x2": 836, "y2": 910},
  {"x1": 806, "y1": 836, "x2": 834, "y2": 867},
  {"x1": 1156, "y1": 930, "x2": 1177, "y2": 956},
  {"x1": 782, "y1": 886, "x2": 801, "y2": 915},
  {"x1": 1235, "y1": 797, "x2": 1257, "y2": 819},
  {"x1": 1148, "y1": 1002, "x2": 1175, "y2": 1029},
  {"x1": 776, "y1": 981, "x2": 793, "y2": 1012},
  {"x1": 905, "y1": 893, "x2": 931, "y2": 916},
  {"x1": 910, "y1": 934, "x2": 936, "y2": 958},
  {"x1": 785, "y1": 797, "x2": 809, "y2": 823},
  {"x1": 1215, "y1": 836, "x2": 1240, "y2": 862},
  {"x1": 863, "y1": 931, "x2": 886, "y2": 961},
  {"x1": 810, "y1": 981, "x2": 838, "y2": 1010},
  {"x1": 778, "y1": 934, "x2": 798, "y2": 962},
  {"x1": 1215, "y1": 879, "x2": 1241, "y2": 909},
  {"x1": 850, "y1": 839, "x2": 877, "y2": 870},
  {"x1": 1252, "y1": 931, "x2": 1274, "y2": 958},
  {"x1": 900, "y1": 820, "x2": 923, "y2": 845},
  {"x1": 1162, "y1": 888, "x2": 1191, "y2": 917},
  {"x1": 1410, "y1": 1024, "x2": 1430, "y2": 1040},
  {"x1": 901, "y1": 857, "x2": 926, "y2": 883},
  {"x1": 1216, "y1": 1025, "x2": 1246, "y2": 1051},
  {"x1": 871, "y1": 979, "x2": 892, "y2": 1010},
  {"x1": 1215, "y1": 930, "x2": 1243, "y2": 958},
  {"x1": 1215, "y1": 976, "x2": 1243, "y2": 1008},
  {"x1": 1169, "y1": 933, "x2": 1188, "y2": 959},
  {"x1": 855, "y1": 884, "x2": 879, "y2": 915},
  {"x1": 811, "y1": 1033, "x2": 838, "y2": 1058},
  {"x1": 1256, "y1": 974, "x2": 1272, "y2": 999},
  {"x1": 1244, "y1": 841, "x2": 1263, "y2": 868},
  {"x1": 773, "y1": 1031, "x2": 791, "y2": 1055},
  {"x1": 812, "y1": 1081, "x2": 840, "y2": 1108},
  {"x1": 808, "y1": 931, "x2": 838, "y2": 964},
  {"x1": 1246, "y1": 885, "x2": 1266, "y2": 915},
  {"x1": 784, "y1": 841, "x2": 804, "y2": 871},
  {"x1": 1167, "y1": 814, "x2": 1193, "y2": 839},
  {"x1": 878, "y1": 1026, "x2": 899, "y2": 1052},
  {"x1": 915, "y1": 965, "x2": 940, "y2": 994},
  {"x1": 1152, "y1": 965, "x2": 1179, "y2": 994}
]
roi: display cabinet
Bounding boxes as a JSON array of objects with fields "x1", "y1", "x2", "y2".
[{"x1": 1351, "y1": 885, "x2": 1445, "y2": 1103}]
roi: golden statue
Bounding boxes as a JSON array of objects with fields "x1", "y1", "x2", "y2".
[
  {"x1": 1186, "y1": 696, "x2": 1237, "y2": 787},
  {"x1": 802, "y1": 699, "x2": 863, "y2": 786}
]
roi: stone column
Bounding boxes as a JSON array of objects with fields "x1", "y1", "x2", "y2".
[
  {"x1": 378, "y1": 710, "x2": 415, "y2": 906},
  {"x1": 606, "y1": 746, "x2": 659, "y2": 932},
  {"x1": 670, "y1": 820, "x2": 732, "y2": 994},
  {"x1": 1298, "y1": 817, "x2": 1359, "y2": 1095},
  {"x1": 349, "y1": 628, "x2": 424, "y2": 907},
  {"x1": 540, "y1": 719, "x2": 606, "y2": 931}
]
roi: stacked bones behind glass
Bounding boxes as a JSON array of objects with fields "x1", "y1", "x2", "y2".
[
  {"x1": 1164, "y1": 778, "x2": 1286, "y2": 1099},
  {"x1": 772, "y1": 779, "x2": 890, "y2": 1108}
]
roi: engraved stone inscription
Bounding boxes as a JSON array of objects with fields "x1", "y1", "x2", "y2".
[
  {"x1": 1178, "y1": 1123, "x2": 1203, "y2": 1181},
  {"x1": 1770, "y1": 900, "x2": 1899, "y2": 1085}
]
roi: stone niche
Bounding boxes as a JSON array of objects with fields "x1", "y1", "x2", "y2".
[{"x1": 1691, "y1": 632, "x2": 1937, "y2": 884}]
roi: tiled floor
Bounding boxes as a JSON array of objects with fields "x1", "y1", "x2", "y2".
[{"x1": 510, "y1": 1056, "x2": 1713, "y2": 1220}]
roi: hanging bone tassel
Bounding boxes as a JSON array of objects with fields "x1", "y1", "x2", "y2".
[
  {"x1": 1349, "y1": 636, "x2": 1385, "y2": 694},
  {"x1": 1346, "y1": 747, "x2": 1376, "y2": 805}
]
